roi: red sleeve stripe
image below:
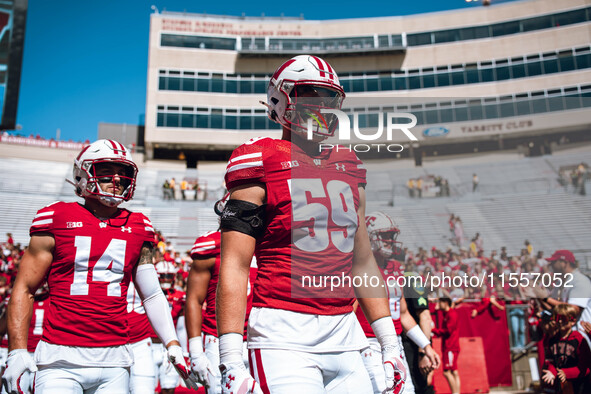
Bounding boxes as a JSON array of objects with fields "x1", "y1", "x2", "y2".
[
  {"x1": 229, "y1": 152, "x2": 262, "y2": 163},
  {"x1": 34, "y1": 211, "x2": 54, "y2": 219},
  {"x1": 227, "y1": 161, "x2": 263, "y2": 173},
  {"x1": 32, "y1": 219, "x2": 52, "y2": 226}
]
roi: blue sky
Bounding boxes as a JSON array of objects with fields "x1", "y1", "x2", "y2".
[{"x1": 15, "y1": 0, "x2": 517, "y2": 142}]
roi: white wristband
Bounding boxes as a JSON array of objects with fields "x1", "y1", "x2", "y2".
[
  {"x1": 370, "y1": 316, "x2": 397, "y2": 349},
  {"x1": 406, "y1": 325, "x2": 430, "y2": 349},
  {"x1": 189, "y1": 336, "x2": 204, "y2": 356},
  {"x1": 219, "y1": 333, "x2": 244, "y2": 365}
]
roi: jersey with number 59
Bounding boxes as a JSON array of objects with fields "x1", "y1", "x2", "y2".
[
  {"x1": 29, "y1": 201, "x2": 155, "y2": 347},
  {"x1": 224, "y1": 137, "x2": 366, "y2": 315}
]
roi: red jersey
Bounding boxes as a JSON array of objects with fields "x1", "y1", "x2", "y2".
[
  {"x1": 127, "y1": 281, "x2": 155, "y2": 343},
  {"x1": 432, "y1": 308, "x2": 460, "y2": 351},
  {"x1": 28, "y1": 295, "x2": 50, "y2": 352},
  {"x1": 190, "y1": 230, "x2": 257, "y2": 337},
  {"x1": 164, "y1": 288, "x2": 186, "y2": 326},
  {"x1": 30, "y1": 201, "x2": 155, "y2": 347},
  {"x1": 356, "y1": 261, "x2": 404, "y2": 337},
  {"x1": 224, "y1": 138, "x2": 366, "y2": 315}
]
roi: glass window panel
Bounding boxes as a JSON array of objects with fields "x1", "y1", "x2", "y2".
[
  {"x1": 522, "y1": 15, "x2": 552, "y2": 32},
  {"x1": 576, "y1": 53, "x2": 591, "y2": 69},
  {"x1": 466, "y1": 69, "x2": 479, "y2": 84},
  {"x1": 484, "y1": 104, "x2": 499, "y2": 119},
  {"x1": 239, "y1": 80, "x2": 253, "y2": 94},
  {"x1": 554, "y1": 9, "x2": 586, "y2": 27},
  {"x1": 459, "y1": 27, "x2": 475, "y2": 40},
  {"x1": 211, "y1": 111, "x2": 223, "y2": 128},
  {"x1": 433, "y1": 29, "x2": 459, "y2": 44},
  {"x1": 531, "y1": 98, "x2": 548, "y2": 113},
  {"x1": 422, "y1": 74, "x2": 435, "y2": 88},
  {"x1": 436, "y1": 73, "x2": 451, "y2": 87},
  {"x1": 351, "y1": 79, "x2": 365, "y2": 92},
  {"x1": 543, "y1": 59, "x2": 559, "y2": 74},
  {"x1": 496, "y1": 66, "x2": 510, "y2": 81},
  {"x1": 197, "y1": 78, "x2": 209, "y2": 92},
  {"x1": 226, "y1": 80, "x2": 237, "y2": 93},
  {"x1": 379, "y1": 77, "x2": 393, "y2": 91},
  {"x1": 168, "y1": 77, "x2": 181, "y2": 91},
  {"x1": 341, "y1": 79, "x2": 351, "y2": 93},
  {"x1": 559, "y1": 56, "x2": 575, "y2": 72},
  {"x1": 254, "y1": 80, "x2": 267, "y2": 94},
  {"x1": 240, "y1": 116, "x2": 252, "y2": 130},
  {"x1": 254, "y1": 116, "x2": 266, "y2": 129},
  {"x1": 469, "y1": 105, "x2": 484, "y2": 120},
  {"x1": 564, "y1": 95, "x2": 582, "y2": 110},
  {"x1": 366, "y1": 78, "x2": 378, "y2": 92},
  {"x1": 516, "y1": 100, "x2": 531, "y2": 116},
  {"x1": 424, "y1": 110, "x2": 439, "y2": 124},
  {"x1": 480, "y1": 68, "x2": 494, "y2": 82},
  {"x1": 408, "y1": 75, "x2": 421, "y2": 90},
  {"x1": 225, "y1": 116, "x2": 237, "y2": 130},
  {"x1": 159, "y1": 77, "x2": 166, "y2": 90},
  {"x1": 511, "y1": 64, "x2": 526, "y2": 79},
  {"x1": 394, "y1": 77, "x2": 408, "y2": 90},
  {"x1": 473, "y1": 25, "x2": 490, "y2": 39},
  {"x1": 378, "y1": 35, "x2": 389, "y2": 47},
  {"x1": 366, "y1": 113, "x2": 379, "y2": 128},
  {"x1": 166, "y1": 113, "x2": 179, "y2": 127},
  {"x1": 439, "y1": 108, "x2": 453, "y2": 123},
  {"x1": 499, "y1": 102, "x2": 515, "y2": 117},
  {"x1": 547, "y1": 96, "x2": 564, "y2": 112},
  {"x1": 181, "y1": 78, "x2": 196, "y2": 91},
  {"x1": 196, "y1": 114, "x2": 208, "y2": 128},
  {"x1": 491, "y1": 21, "x2": 520, "y2": 37},
  {"x1": 181, "y1": 114, "x2": 194, "y2": 128},
  {"x1": 454, "y1": 107, "x2": 468, "y2": 122},
  {"x1": 451, "y1": 71, "x2": 465, "y2": 85},
  {"x1": 211, "y1": 78, "x2": 223, "y2": 93},
  {"x1": 407, "y1": 33, "x2": 431, "y2": 46},
  {"x1": 157, "y1": 113, "x2": 165, "y2": 127},
  {"x1": 526, "y1": 62, "x2": 542, "y2": 77}
]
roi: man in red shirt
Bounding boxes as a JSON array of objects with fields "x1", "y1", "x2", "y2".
[
  {"x1": 432, "y1": 298, "x2": 460, "y2": 394},
  {"x1": 3, "y1": 140, "x2": 197, "y2": 393}
]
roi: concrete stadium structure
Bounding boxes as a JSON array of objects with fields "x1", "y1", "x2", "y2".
[{"x1": 145, "y1": 0, "x2": 591, "y2": 164}]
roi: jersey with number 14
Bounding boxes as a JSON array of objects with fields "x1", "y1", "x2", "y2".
[
  {"x1": 29, "y1": 201, "x2": 155, "y2": 347},
  {"x1": 225, "y1": 137, "x2": 366, "y2": 315}
]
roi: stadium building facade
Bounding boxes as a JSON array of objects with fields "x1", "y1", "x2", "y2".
[{"x1": 145, "y1": 0, "x2": 591, "y2": 165}]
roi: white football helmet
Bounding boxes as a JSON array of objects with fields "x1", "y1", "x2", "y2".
[
  {"x1": 73, "y1": 139, "x2": 137, "y2": 207},
  {"x1": 265, "y1": 55, "x2": 345, "y2": 139},
  {"x1": 366, "y1": 212, "x2": 402, "y2": 258},
  {"x1": 155, "y1": 261, "x2": 178, "y2": 290}
]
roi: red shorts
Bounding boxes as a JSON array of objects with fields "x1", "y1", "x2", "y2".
[{"x1": 442, "y1": 349, "x2": 459, "y2": 371}]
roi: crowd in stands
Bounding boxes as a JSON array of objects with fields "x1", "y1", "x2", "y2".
[
  {"x1": 162, "y1": 178, "x2": 207, "y2": 201},
  {"x1": 407, "y1": 175, "x2": 450, "y2": 198}
]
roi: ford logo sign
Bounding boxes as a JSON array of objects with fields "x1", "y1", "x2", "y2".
[{"x1": 423, "y1": 126, "x2": 450, "y2": 138}]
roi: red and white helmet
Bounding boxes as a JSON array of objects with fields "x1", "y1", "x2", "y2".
[
  {"x1": 366, "y1": 212, "x2": 402, "y2": 258},
  {"x1": 155, "y1": 260, "x2": 178, "y2": 289},
  {"x1": 266, "y1": 55, "x2": 345, "y2": 139},
  {"x1": 73, "y1": 139, "x2": 137, "y2": 207}
]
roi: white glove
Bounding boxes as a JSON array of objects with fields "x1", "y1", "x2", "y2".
[
  {"x1": 189, "y1": 336, "x2": 216, "y2": 389},
  {"x1": 220, "y1": 362, "x2": 263, "y2": 394},
  {"x1": 219, "y1": 333, "x2": 262, "y2": 394},
  {"x1": 1, "y1": 349, "x2": 37, "y2": 394},
  {"x1": 382, "y1": 345, "x2": 407, "y2": 394},
  {"x1": 167, "y1": 344, "x2": 199, "y2": 390}
]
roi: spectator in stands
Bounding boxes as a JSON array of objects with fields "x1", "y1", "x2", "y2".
[
  {"x1": 472, "y1": 173, "x2": 479, "y2": 192},
  {"x1": 180, "y1": 179, "x2": 188, "y2": 200},
  {"x1": 474, "y1": 232, "x2": 483, "y2": 251},
  {"x1": 162, "y1": 179, "x2": 172, "y2": 200},
  {"x1": 524, "y1": 240, "x2": 533, "y2": 257},
  {"x1": 541, "y1": 304, "x2": 591, "y2": 394},
  {"x1": 408, "y1": 178, "x2": 415, "y2": 198},
  {"x1": 169, "y1": 178, "x2": 176, "y2": 199},
  {"x1": 442, "y1": 178, "x2": 450, "y2": 197},
  {"x1": 433, "y1": 297, "x2": 461, "y2": 394},
  {"x1": 5, "y1": 234, "x2": 13, "y2": 246},
  {"x1": 417, "y1": 177, "x2": 423, "y2": 198},
  {"x1": 543, "y1": 249, "x2": 591, "y2": 348},
  {"x1": 453, "y1": 217, "x2": 464, "y2": 247}
]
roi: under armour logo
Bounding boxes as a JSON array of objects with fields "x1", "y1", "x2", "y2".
[
  {"x1": 228, "y1": 375, "x2": 235, "y2": 382},
  {"x1": 121, "y1": 226, "x2": 132, "y2": 233},
  {"x1": 335, "y1": 163, "x2": 346, "y2": 171},
  {"x1": 99, "y1": 222, "x2": 107, "y2": 228}
]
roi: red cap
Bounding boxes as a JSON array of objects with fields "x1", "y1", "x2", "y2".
[{"x1": 547, "y1": 250, "x2": 575, "y2": 264}]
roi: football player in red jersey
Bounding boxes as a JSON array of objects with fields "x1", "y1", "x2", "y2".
[
  {"x1": 3, "y1": 140, "x2": 198, "y2": 393},
  {"x1": 185, "y1": 227, "x2": 258, "y2": 393},
  {"x1": 357, "y1": 212, "x2": 440, "y2": 394},
  {"x1": 216, "y1": 55, "x2": 404, "y2": 394}
]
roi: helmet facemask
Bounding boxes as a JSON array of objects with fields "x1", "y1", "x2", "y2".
[
  {"x1": 76, "y1": 159, "x2": 137, "y2": 207},
  {"x1": 370, "y1": 230, "x2": 402, "y2": 259}
]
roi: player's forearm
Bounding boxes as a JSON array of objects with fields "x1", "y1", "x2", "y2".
[
  {"x1": 400, "y1": 310, "x2": 419, "y2": 332},
  {"x1": 7, "y1": 289, "x2": 33, "y2": 351},
  {"x1": 185, "y1": 297, "x2": 204, "y2": 338},
  {"x1": 216, "y1": 267, "x2": 248, "y2": 335},
  {"x1": 418, "y1": 310, "x2": 433, "y2": 339}
]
